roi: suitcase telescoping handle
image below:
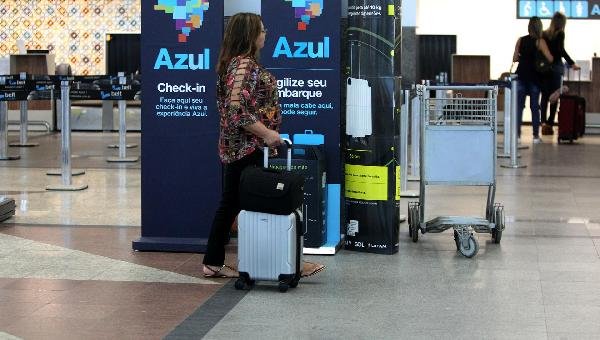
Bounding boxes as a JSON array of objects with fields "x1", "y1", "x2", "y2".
[{"x1": 263, "y1": 138, "x2": 293, "y2": 171}]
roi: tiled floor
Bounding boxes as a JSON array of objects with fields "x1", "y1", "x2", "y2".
[{"x1": 1, "y1": 128, "x2": 600, "y2": 339}]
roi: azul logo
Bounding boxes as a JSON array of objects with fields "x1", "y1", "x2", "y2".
[
  {"x1": 273, "y1": 36, "x2": 329, "y2": 58},
  {"x1": 154, "y1": 48, "x2": 211, "y2": 70},
  {"x1": 154, "y1": 0, "x2": 210, "y2": 43},
  {"x1": 284, "y1": 0, "x2": 324, "y2": 30}
]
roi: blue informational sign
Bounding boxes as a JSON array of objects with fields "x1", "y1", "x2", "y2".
[
  {"x1": 135, "y1": 1, "x2": 224, "y2": 252},
  {"x1": 554, "y1": 0, "x2": 572, "y2": 15},
  {"x1": 518, "y1": 0, "x2": 599, "y2": 18},
  {"x1": 260, "y1": 0, "x2": 341, "y2": 184},
  {"x1": 572, "y1": 0, "x2": 589, "y2": 17},
  {"x1": 537, "y1": 1, "x2": 555, "y2": 16},
  {"x1": 261, "y1": 0, "x2": 341, "y2": 249},
  {"x1": 519, "y1": 0, "x2": 537, "y2": 17}
]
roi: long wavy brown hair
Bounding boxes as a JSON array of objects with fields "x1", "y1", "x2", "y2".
[
  {"x1": 216, "y1": 13, "x2": 263, "y2": 75},
  {"x1": 528, "y1": 17, "x2": 543, "y2": 39},
  {"x1": 544, "y1": 11, "x2": 567, "y2": 40}
]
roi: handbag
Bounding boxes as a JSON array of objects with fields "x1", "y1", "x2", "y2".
[
  {"x1": 239, "y1": 141, "x2": 305, "y2": 215},
  {"x1": 534, "y1": 40, "x2": 552, "y2": 74}
]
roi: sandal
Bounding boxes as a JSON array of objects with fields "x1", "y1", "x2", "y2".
[
  {"x1": 203, "y1": 264, "x2": 239, "y2": 278},
  {"x1": 301, "y1": 261, "x2": 326, "y2": 278}
]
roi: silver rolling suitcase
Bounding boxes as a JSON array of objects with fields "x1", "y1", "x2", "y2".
[{"x1": 235, "y1": 142, "x2": 304, "y2": 292}]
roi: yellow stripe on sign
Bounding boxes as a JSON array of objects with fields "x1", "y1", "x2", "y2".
[
  {"x1": 388, "y1": 4, "x2": 395, "y2": 16},
  {"x1": 395, "y1": 166, "x2": 401, "y2": 201},
  {"x1": 345, "y1": 164, "x2": 388, "y2": 201}
]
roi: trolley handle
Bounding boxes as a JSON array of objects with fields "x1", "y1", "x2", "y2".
[{"x1": 263, "y1": 138, "x2": 293, "y2": 171}]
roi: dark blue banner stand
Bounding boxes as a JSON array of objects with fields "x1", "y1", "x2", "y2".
[
  {"x1": 261, "y1": 0, "x2": 342, "y2": 254},
  {"x1": 134, "y1": 1, "x2": 224, "y2": 252}
]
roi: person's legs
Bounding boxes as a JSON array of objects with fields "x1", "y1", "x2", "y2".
[
  {"x1": 548, "y1": 102, "x2": 558, "y2": 127},
  {"x1": 202, "y1": 150, "x2": 262, "y2": 268},
  {"x1": 540, "y1": 89, "x2": 550, "y2": 125},
  {"x1": 528, "y1": 82, "x2": 541, "y2": 139},
  {"x1": 547, "y1": 72, "x2": 562, "y2": 127}
]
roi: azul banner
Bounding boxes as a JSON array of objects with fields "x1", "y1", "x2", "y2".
[
  {"x1": 261, "y1": 0, "x2": 341, "y2": 184},
  {"x1": 261, "y1": 0, "x2": 342, "y2": 251},
  {"x1": 517, "y1": 1, "x2": 600, "y2": 19},
  {"x1": 344, "y1": 0, "x2": 400, "y2": 255},
  {"x1": 135, "y1": 1, "x2": 224, "y2": 252}
]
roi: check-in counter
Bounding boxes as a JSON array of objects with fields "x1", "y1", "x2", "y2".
[
  {"x1": 9, "y1": 54, "x2": 54, "y2": 110},
  {"x1": 564, "y1": 57, "x2": 599, "y2": 114}
]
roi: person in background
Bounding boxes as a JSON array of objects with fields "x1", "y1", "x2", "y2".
[
  {"x1": 202, "y1": 12, "x2": 324, "y2": 279},
  {"x1": 540, "y1": 11, "x2": 580, "y2": 135},
  {"x1": 513, "y1": 16, "x2": 553, "y2": 144}
]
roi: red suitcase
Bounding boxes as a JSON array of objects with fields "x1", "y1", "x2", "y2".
[{"x1": 558, "y1": 94, "x2": 586, "y2": 143}]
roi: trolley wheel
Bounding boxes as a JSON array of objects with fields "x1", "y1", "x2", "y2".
[
  {"x1": 458, "y1": 235, "x2": 479, "y2": 258},
  {"x1": 409, "y1": 203, "x2": 420, "y2": 243},
  {"x1": 234, "y1": 278, "x2": 246, "y2": 290},
  {"x1": 411, "y1": 223, "x2": 419, "y2": 242},
  {"x1": 278, "y1": 282, "x2": 289, "y2": 293},
  {"x1": 492, "y1": 208, "x2": 504, "y2": 244},
  {"x1": 407, "y1": 204, "x2": 413, "y2": 237},
  {"x1": 453, "y1": 230, "x2": 460, "y2": 251}
]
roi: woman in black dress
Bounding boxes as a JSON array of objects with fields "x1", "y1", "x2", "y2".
[{"x1": 512, "y1": 16, "x2": 553, "y2": 144}]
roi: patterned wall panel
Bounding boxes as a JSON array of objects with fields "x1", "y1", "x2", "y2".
[{"x1": 0, "y1": 0, "x2": 141, "y2": 75}]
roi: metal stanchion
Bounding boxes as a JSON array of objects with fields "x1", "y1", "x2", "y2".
[
  {"x1": 9, "y1": 72, "x2": 37, "y2": 147},
  {"x1": 497, "y1": 79, "x2": 511, "y2": 158},
  {"x1": 501, "y1": 75, "x2": 526, "y2": 169},
  {"x1": 0, "y1": 101, "x2": 20, "y2": 160},
  {"x1": 107, "y1": 74, "x2": 138, "y2": 162},
  {"x1": 9, "y1": 100, "x2": 39, "y2": 147},
  {"x1": 46, "y1": 81, "x2": 88, "y2": 191},
  {"x1": 46, "y1": 83, "x2": 84, "y2": 176},
  {"x1": 400, "y1": 89, "x2": 418, "y2": 197},
  {"x1": 408, "y1": 88, "x2": 420, "y2": 182}
]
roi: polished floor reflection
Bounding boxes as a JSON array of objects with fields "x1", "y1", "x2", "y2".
[{"x1": 1, "y1": 129, "x2": 600, "y2": 339}]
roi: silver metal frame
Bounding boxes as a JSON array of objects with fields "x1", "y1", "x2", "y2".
[
  {"x1": 106, "y1": 76, "x2": 139, "y2": 163},
  {"x1": 411, "y1": 84, "x2": 504, "y2": 257},
  {"x1": 501, "y1": 76, "x2": 527, "y2": 169},
  {"x1": 46, "y1": 81, "x2": 88, "y2": 191},
  {"x1": 0, "y1": 101, "x2": 20, "y2": 160},
  {"x1": 399, "y1": 89, "x2": 418, "y2": 197},
  {"x1": 107, "y1": 72, "x2": 139, "y2": 157}
]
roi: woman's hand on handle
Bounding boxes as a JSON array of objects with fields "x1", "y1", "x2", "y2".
[
  {"x1": 243, "y1": 121, "x2": 281, "y2": 147},
  {"x1": 264, "y1": 129, "x2": 282, "y2": 147}
]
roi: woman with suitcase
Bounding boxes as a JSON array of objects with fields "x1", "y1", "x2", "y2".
[
  {"x1": 539, "y1": 11, "x2": 580, "y2": 135},
  {"x1": 202, "y1": 12, "x2": 324, "y2": 279}
]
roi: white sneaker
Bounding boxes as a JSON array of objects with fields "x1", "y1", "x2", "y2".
[{"x1": 533, "y1": 137, "x2": 542, "y2": 144}]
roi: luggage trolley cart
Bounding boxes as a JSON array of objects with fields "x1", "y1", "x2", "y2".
[{"x1": 407, "y1": 85, "x2": 505, "y2": 258}]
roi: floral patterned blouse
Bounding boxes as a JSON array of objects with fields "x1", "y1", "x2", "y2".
[{"x1": 217, "y1": 56, "x2": 281, "y2": 164}]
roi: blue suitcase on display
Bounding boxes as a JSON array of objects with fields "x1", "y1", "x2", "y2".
[{"x1": 273, "y1": 131, "x2": 327, "y2": 248}]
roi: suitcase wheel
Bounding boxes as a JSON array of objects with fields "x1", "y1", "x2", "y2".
[
  {"x1": 278, "y1": 282, "x2": 290, "y2": 293},
  {"x1": 234, "y1": 273, "x2": 254, "y2": 290},
  {"x1": 234, "y1": 278, "x2": 246, "y2": 290}
]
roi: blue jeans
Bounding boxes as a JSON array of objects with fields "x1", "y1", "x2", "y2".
[{"x1": 517, "y1": 80, "x2": 541, "y2": 138}]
